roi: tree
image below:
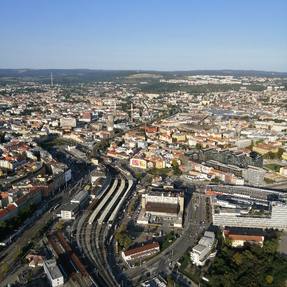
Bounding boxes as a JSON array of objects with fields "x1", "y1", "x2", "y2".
[
  {"x1": 195, "y1": 143, "x2": 202, "y2": 150},
  {"x1": 232, "y1": 252, "x2": 243, "y2": 266},
  {"x1": 265, "y1": 275, "x2": 273, "y2": 284},
  {"x1": 172, "y1": 159, "x2": 182, "y2": 176},
  {"x1": 277, "y1": 148, "x2": 285, "y2": 159},
  {"x1": 167, "y1": 275, "x2": 174, "y2": 287}
]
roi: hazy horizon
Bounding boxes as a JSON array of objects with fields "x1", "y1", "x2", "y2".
[{"x1": 0, "y1": 68, "x2": 286, "y2": 74}]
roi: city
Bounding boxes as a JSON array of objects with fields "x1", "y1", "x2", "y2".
[
  {"x1": 1, "y1": 70, "x2": 287, "y2": 287},
  {"x1": 1, "y1": 1, "x2": 287, "y2": 287}
]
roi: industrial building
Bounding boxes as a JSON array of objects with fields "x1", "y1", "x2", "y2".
[
  {"x1": 137, "y1": 186, "x2": 185, "y2": 228},
  {"x1": 208, "y1": 185, "x2": 287, "y2": 230},
  {"x1": 59, "y1": 190, "x2": 89, "y2": 220}
]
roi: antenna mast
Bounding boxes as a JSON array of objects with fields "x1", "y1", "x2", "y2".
[{"x1": 50, "y1": 72, "x2": 54, "y2": 87}]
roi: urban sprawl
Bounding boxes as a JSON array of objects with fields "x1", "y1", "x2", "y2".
[{"x1": 1, "y1": 72, "x2": 287, "y2": 287}]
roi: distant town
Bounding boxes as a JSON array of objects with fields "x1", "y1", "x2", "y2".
[{"x1": 1, "y1": 70, "x2": 287, "y2": 287}]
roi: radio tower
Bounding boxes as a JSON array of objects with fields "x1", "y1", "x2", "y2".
[
  {"x1": 130, "y1": 103, "x2": 133, "y2": 123},
  {"x1": 50, "y1": 72, "x2": 54, "y2": 87}
]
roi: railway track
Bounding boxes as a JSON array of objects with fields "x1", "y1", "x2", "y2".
[{"x1": 77, "y1": 165, "x2": 135, "y2": 287}]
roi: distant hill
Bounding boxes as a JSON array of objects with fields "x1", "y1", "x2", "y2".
[{"x1": 0, "y1": 69, "x2": 286, "y2": 84}]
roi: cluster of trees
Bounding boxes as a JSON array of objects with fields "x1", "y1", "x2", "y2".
[
  {"x1": 172, "y1": 160, "x2": 182, "y2": 176},
  {"x1": 149, "y1": 167, "x2": 171, "y2": 177},
  {"x1": 115, "y1": 224, "x2": 133, "y2": 250},
  {"x1": 139, "y1": 82, "x2": 244, "y2": 94},
  {"x1": 160, "y1": 231, "x2": 177, "y2": 250},
  {"x1": 148, "y1": 160, "x2": 182, "y2": 177},
  {"x1": 0, "y1": 132, "x2": 7, "y2": 144},
  {"x1": 92, "y1": 139, "x2": 110, "y2": 156},
  {"x1": 139, "y1": 81, "x2": 269, "y2": 95},
  {"x1": 0, "y1": 204, "x2": 37, "y2": 241},
  {"x1": 40, "y1": 136, "x2": 78, "y2": 150},
  {"x1": 206, "y1": 230, "x2": 287, "y2": 287},
  {"x1": 263, "y1": 148, "x2": 285, "y2": 160},
  {"x1": 265, "y1": 164, "x2": 281, "y2": 172}
]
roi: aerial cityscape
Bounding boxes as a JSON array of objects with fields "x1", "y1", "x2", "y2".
[{"x1": 1, "y1": 1, "x2": 287, "y2": 287}]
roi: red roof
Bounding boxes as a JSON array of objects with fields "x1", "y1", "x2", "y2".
[
  {"x1": 7, "y1": 203, "x2": 17, "y2": 211},
  {"x1": 124, "y1": 242, "x2": 160, "y2": 257},
  {"x1": 228, "y1": 234, "x2": 263, "y2": 242},
  {"x1": 0, "y1": 209, "x2": 9, "y2": 218},
  {"x1": 0, "y1": 192, "x2": 9, "y2": 199}
]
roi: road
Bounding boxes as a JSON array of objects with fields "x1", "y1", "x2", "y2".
[
  {"x1": 0, "y1": 171, "x2": 92, "y2": 285},
  {"x1": 124, "y1": 191, "x2": 209, "y2": 285}
]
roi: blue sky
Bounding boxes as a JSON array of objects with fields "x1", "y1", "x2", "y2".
[{"x1": 0, "y1": 0, "x2": 286, "y2": 71}]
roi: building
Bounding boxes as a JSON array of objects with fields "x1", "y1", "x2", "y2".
[
  {"x1": 137, "y1": 187, "x2": 184, "y2": 228},
  {"x1": 70, "y1": 190, "x2": 89, "y2": 206},
  {"x1": 190, "y1": 231, "x2": 216, "y2": 266},
  {"x1": 223, "y1": 226, "x2": 265, "y2": 247},
  {"x1": 59, "y1": 188, "x2": 89, "y2": 220},
  {"x1": 130, "y1": 158, "x2": 147, "y2": 169},
  {"x1": 242, "y1": 166, "x2": 266, "y2": 186},
  {"x1": 59, "y1": 203, "x2": 78, "y2": 220},
  {"x1": 122, "y1": 242, "x2": 160, "y2": 263},
  {"x1": 90, "y1": 169, "x2": 105, "y2": 186},
  {"x1": 252, "y1": 143, "x2": 280, "y2": 155},
  {"x1": 26, "y1": 254, "x2": 44, "y2": 268},
  {"x1": 80, "y1": 111, "x2": 92, "y2": 123},
  {"x1": 187, "y1": 148, "x2": 263, "y2": 168},
  {"x1": 60, "y1": 117, "x2": 76, "y2": 129},
  {"x1": 43, "y1": 259, "x2": 64, "y2": 287},
  {"x1": 209, "y1": 185, "x2": 287, "y2": 230},
  {"x1": 107, "y1": 114, "x2": 114, "y2": 132},
  {"x1": 141, "y1": 277, "x2": 167, "y2": 287}
]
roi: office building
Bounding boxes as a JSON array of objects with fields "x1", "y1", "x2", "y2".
[
  {"x1": 43, "y1": 259, "x2": 64, "y2": 287},
  {"x1": 190, "y1": 231, "x2": 216, "y2": 266}
]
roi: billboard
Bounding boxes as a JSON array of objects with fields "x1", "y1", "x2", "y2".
[{"x1": 130, "y1": 158, "x2": 147, "y2": 169}]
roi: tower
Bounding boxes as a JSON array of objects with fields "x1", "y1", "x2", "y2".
[
  {"x1": 107, "y1": 114, "x2": 114, "y2": 132},
  {"x1": 50, "y1": 72, "x2": 54, "y2": 87},
  {"x1": 130, "y1": 103, "x2": 133, "y2": 122}
]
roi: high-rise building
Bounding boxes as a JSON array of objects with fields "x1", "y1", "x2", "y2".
[{"x1": 107, "y1": 114, "x2": 114, "y2": 132}]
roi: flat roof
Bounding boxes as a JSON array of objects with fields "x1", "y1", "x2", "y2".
[
  {"x1": 146, "y1": 202, "x2": 179, "y2": 214},
  {"x1": 44, "y1": 259, "x2": 63, "y2": 280}
]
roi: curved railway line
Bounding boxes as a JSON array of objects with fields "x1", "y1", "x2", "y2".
[{"x1": 77, "y1": 164, "x2": 135, "y2": 286}]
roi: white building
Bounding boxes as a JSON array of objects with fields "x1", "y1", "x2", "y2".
[
  {"x1": 209, "y1": 185, "x2": 287, "y2": 230},
  {"x1": 43, "y1": 259, "x2": 64, "y2": 287},
  {"x1": 190, "y1": 231, "x2": 216, "y2": 266},
  {"x1": 60, "y1": 117, "x2": 76, "y2": 129},
  {"x1": 213, "y1": 202, "x2": 287, "y2": 230},
  {"x1": 59, "y1": 203, "x2": 78, "y2": 220}
]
